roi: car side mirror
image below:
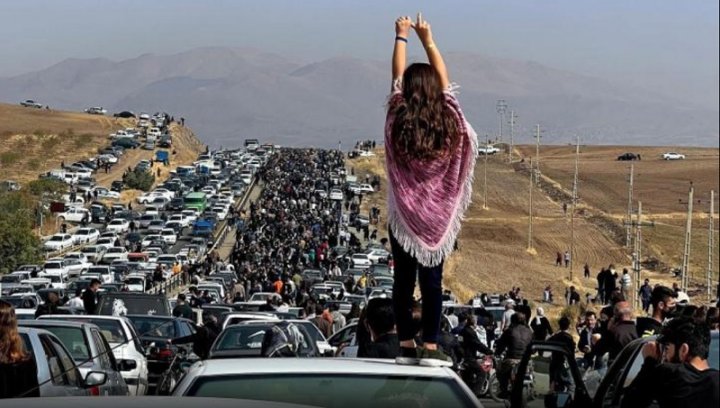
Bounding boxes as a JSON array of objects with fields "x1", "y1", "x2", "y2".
[
  {"x1": 118, "y1": 359, "x2": 137, "y2": 371},
  {"x1": 84, "y1": 371, "x2": 107, "y2": 387}
]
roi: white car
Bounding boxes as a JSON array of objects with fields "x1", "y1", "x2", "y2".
[
  {"x1": 168, "y1": 214, "x2": 191, "y2": 227},
  {"x1": 97, "y1": 153, "x2": 118, "y2": 164},
  {"x1": 106, "y1": 218, "x2": 130, "y2": 234},
  {"x1": 95, "y1": 237, "x2": 117, "y2": 251},
  {"x1": 153, "y1": 188, "x2": 175, "y2": 199},
  {"x1": 42, "y1": 260, "x2": 70, "y2": 278},
  {"x1": 91, "y1": 187, "x2": 120, "y2": 200},
  {"x1": 38, "y1": 315, "x2": 150, "y2": 396},
  {"x1": 57, "y1": 207, "x2": 90, "y2": 223},
  {"x1": 125, "y1": 273, "x2": 147, "y2": 292},
  {"x1": 171, "y1": 358, "x2": 479, "y2": 408},
  {"x1": 37, "y1": 273, "x2": 68, "y2": 289},
  {"x1": 137, "y1": 191, "x2": 170, "y2": 204},
  {"x1": 60, "y1": 258, "x2": 90, "y2": 278},
  {"x1": 101, "y1": 247, "x2": 128, "y2": 264},
  {"x1": 329, "y1": 189, "x2": 344, "y2": 201},
  {"x1": 181, "y1": 210, "x2": 199, "y2": 223},
  {"x1": 357, "y1": 184, "x2": 375, "y2": 194},
  {"x1": 80, "y1": 245, "x2": 106, "y2": 263},
  {"x1": 43, "y1": 234, "x2": 75, "y2": 252},
  {"x1": 210, "y1": 206, "x2": 229, "y2": 221},
  {"x1": 86, "y1": 265, "x2": 114, "y2": 284},
  {"x1": 85, "y1": 106, "x2": 107, "y2": 115},
  {"x1": 663, "y1": 152, "x2": 686, "y2": 160},
  {"x1": 364, "y1": 248, "x2": 390, "y2": 264},
  {"x1": 358, "y1": 150, "x2": 376, "y2": 157},
  {"x1": 72, "y1": 227, "x2": 100, "y2": 244},
  {"x1": 141, "y1": 234, "x2": 163, "y2": 248},
  {"x1": 351, "y1": 253, "x2": 373, "y2": 268},
  {"x1": 160, "y1": 228, "x2": 178, "y2": 245},
  {"x1": 478, "y1": 145, "x2": 501, "y2": 155}
]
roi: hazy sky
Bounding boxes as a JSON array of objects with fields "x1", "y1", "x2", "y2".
[{"x1": 1, "y1": 0, "x2": 717, "y2": 109}]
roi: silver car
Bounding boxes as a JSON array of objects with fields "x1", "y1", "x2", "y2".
[
  {"x1": 17, "y1": 327, "x2": 108, "y2": 397},
  {"x1": 19, "y1": 320, "x2": 129, "y2": 396},
  {"x1": 173, "y1": 358, "x2": 482, "y2": 407}
]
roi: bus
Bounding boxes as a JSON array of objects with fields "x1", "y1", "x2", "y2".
[{"x1": 184, "y1": 192, "x2": 207, "y2": 213}]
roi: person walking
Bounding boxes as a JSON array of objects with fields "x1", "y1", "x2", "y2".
[
  {"x1": 584, "y1": 263, "x2": 591, "y2": 279},
  {"x1": 620, "y1": 268, "x2": 632, "y2": 300},
  {"x1": 82, "y1": 279, "x2": 102, "y2": 315},
  {"x1": 1, "y1": 300, "x2": 40, "y2": 398},
  {"x1": 387, "y1": 14, "x2": 477, "y2": 366},
  {"x1": 556, "y1": 251, "x2": 563, "y2": 267},
  {"x1": 564, "y1": 250, "x2": 571, "y2": 268},
  {"x1": 638, "y1": 279, "x2": 653, "y2": 314}
]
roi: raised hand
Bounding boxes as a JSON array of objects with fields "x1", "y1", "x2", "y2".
[
  {"x1": 412, "y1": 12, "x2": 433, "y2": 45},
  {"x1": 395, "y1": 16, "x2": 413, "y2": 38}
]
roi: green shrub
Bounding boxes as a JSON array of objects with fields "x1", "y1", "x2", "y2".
[{"x1": 124, "y1": 168, "x2": 155, "y2": 191}]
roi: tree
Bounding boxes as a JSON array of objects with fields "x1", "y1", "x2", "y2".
[
  {"x1": 124, "y1": 168, "x2": 155, "y2": 191},
  {"x1": 0, "y1": 192, "x2": 42, "y2": 273}
]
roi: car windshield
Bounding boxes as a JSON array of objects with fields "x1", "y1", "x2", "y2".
[
  {"x1": 49, "y1": 236, "x2": 64, "y2": 242},
  {"x1": 127, "y1": 316, "x2": 176, "y2": 338},
  {"x1": 44, "y1": 262, "x2": 63, "y2": 269},
  {"x1": 186, "y1": 374, "x2": 475, "y2": 407},
  {"x1": 1, "y1": 275, "x2": 21, "y2": 283}
]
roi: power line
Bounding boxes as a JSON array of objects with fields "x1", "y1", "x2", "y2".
[
  {"x1": 625, "y1": 164, "x2": 634, "y2": 248},
  {"x1": 681, "y1": 185, "x2": 694, "y2": 292},
  {"x1": 708, "y1": 190, "x2": 715, "y2": 301},
  {"x1": 534, "y1": 125, "x2": 542, "y2": 185},
  {"x1": 570, "y1": 136, "x2": 580, "y2": 280},
  {"x1": 633, "y1": 201, "x2": 643, "y2": 309},
  {"x1": 483, "y1": 133, "x2": 489, "y2": 210},
  {"x1": 528, "y1": 158, "x2": 535, "y2": 253},
  {"x1": 496, "y1": 100, "x2": 508, "y2": 142},
  {"x1": 508, "y1": 110, "x2": 518, "y2": 163}
]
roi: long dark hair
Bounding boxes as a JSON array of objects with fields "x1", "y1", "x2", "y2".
[{"x1": 391, "y1": 63, "x2": 460, "y2": 161}]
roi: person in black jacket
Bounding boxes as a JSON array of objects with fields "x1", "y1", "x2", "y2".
[
  {"x1": 358, "y1": 298, "x2": 400, "y2": 359},
  {"x1": 82, "y1": 279, "x2": 101, "y2": 315},
  {"x1": 459, "y1": 315, "x2": 494, "y2": 393},
  {"x1": 34, "y1": 292, "x2": 68, "y2": 318},
  {"x1": 547, "y1": 317, "x2": 576, "y2": 392},
  {"x1": 530, "y1": 307, "x2": 553, "y2": 341},
  {"x1": 170, "y1": 314, "x2": 220, "y2": 360},
  {"x1": 495, "y1": 312, "x2": 533, "y2": 397},
  {"x1": 622, "y1": 317, "x2": 719, "y2": 408},
  {"x1": 1, "y1": 300, "x2": 40, "y2": 399}
]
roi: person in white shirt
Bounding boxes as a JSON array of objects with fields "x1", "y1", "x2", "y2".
[{"x1": 66, "y1": 288, "x2": 84, "y2": 309}]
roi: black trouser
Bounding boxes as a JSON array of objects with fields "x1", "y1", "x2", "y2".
[{"x1": 390, "y1": 230, "x2": 443, "y2": 343}]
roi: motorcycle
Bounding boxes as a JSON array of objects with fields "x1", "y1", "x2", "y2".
[
  {"x1": 459, "y1": 354, "x2": 496, "y2": 398},
  {"x1": 155, "y1": 345, "x2": 194, "y2": 395},
  {"x1": 489, "y1": 356, "x2": 536, "y2": 405}
]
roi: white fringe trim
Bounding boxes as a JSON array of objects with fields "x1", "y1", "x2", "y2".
[{"x1": 388, "y1": 118, "x2": 478, "y2": 268}]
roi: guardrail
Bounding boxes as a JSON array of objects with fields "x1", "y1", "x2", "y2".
[
  {"x1": 147, "y1": 271, "x2": 188, "y2": 295},
  {"x1": 206, "y1": 175, "x2": 258, "y2": 255}
]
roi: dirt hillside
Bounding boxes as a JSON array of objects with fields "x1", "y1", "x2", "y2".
[{"x1": 349, "y1": 144, "x2": 719, "y2": 319}]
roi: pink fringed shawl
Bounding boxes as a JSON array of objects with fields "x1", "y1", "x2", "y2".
[{"x1": 385, "y1": 83, "x2": 478, "y2": 267}]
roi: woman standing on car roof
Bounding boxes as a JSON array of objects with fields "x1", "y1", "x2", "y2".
[
  {"x1": 0, "y1": 300, "x2": 40, "y2": 398},
  {"x1": 386, "y1": 14, "x2": 477, "y2": 366}
]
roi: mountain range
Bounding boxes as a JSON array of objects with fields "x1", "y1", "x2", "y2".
[{"x1": 0, "y1": 47, "x2": 717, "y2": 148}]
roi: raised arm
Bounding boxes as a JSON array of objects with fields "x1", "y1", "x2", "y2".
[
  {"x1": 413, "y1": 13, "x2": 450, "y2": 90},
  {"x1": 392, "y1": 16, "x2": 412, "y2": 85}
]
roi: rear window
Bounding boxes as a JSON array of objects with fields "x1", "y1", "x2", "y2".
[
  {"x1": 97, "y1": 294, "x2": 169, "y2": 316},
  {"x1": 65, "y1": 318, "x2": 127, "y2": 344},
  {"x1": 185, "y1": 374, "x2": 476, "y2": 408},
  {"x1": 40, "y1": 327, "x2": 90, "y2": 362},
  {"x1": 127, "y1": 316, "x2": 176, "y2": 338}
]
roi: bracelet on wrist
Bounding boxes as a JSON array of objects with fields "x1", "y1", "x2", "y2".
[{"x1": 395, "y1": 36, "x2": 408, "y2": 43}]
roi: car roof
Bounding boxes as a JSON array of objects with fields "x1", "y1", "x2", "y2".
[
  {"x1": 19, "y1": 320, "x2": 96, "y2": 330},
  {"x1": 0, "y1": 397, "x2": 316, "y2": 408},
  {"x1": 188, "y1": 357, "x2": 457, "y2": 378}
]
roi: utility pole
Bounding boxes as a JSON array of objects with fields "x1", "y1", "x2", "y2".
[
  {"x1": 681, "y1": 185, "x2": 694, "y2": 292},
  {"x1": 508, "y1": 110, "x2": 518, "y2": 163},
  {"x1": 528, "y1": 158, "x2": 534, "y2": 252},
  {"x1": 633, "y1": 201, "x2": 643, "y2": 309},
  {"x1": 570, "y1": 137, "x2": 580, "y2": 280},
  {"x1": 483, "y1": 134, "x2": 489, "y2": 210},
  {"x1": 496, "y1": 100, "x2": 508, "y2": 143},
  {"x1": 708, "y1": 190, "x2": 715, "y2": 301},
  {"x1": 625, "y1": 164, "x2": 634, "y2": 248},
  {"x1": 534, "y1": 124, "x2": 542, "y2": 185}
]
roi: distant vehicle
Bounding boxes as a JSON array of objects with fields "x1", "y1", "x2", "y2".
[
  {"x1": 85, "y1": 106, "x2": 107, "y2": 115},
  {"x1": 1, "y1": 180, "x2": 21, "y2": 191},
  {"x1": 662, "y1": 152, "x2": 686, "y2": 160},
  {"x1": 56, "y1": 207, "x2": 90, "y2": 223},
  {"x1": 478, "y1": 145, "x2": 501, "y2": 155},
  {"x1": 329, "y1": 189, "x2": 344, "y2": 201},
  {"x1": 113, "y1": 111, "x2": 136, "y2": 118},
  {"x1": 617, "y1": 153, "x2": 640, "y2": 161},
  {"x1": 20, "y1": 99, "x2": 43, "y2": 108},
  {"x1": 112, "y1": 138, "x2": 140, "y2": 149}
]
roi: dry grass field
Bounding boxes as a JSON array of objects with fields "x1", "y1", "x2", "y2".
[{"x1": 349, "y1": 144, "x2": 719, "y2": 320}]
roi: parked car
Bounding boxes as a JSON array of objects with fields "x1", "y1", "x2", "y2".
[
  {"x1": 172, "y1": 358, "x2": 480, "y2": 407},
  {"x1": 85, "y1": 107, "x2": 107, "y2": 115},
  {"x1": 57, "y1": 207, "x2": 90, "y2": 223},
  {"x1": 662, "y1": 152, "x2": 686, "y2": 160},
  {"x1": 478, "y1": 145, "x2": 501, "y2": 155},
  {"x1": 16, "y1": 326, "x2": 107, "y2": 396},
  {"x1": 44, "y1": 234, "x2": 75, "y2": 252},
  {"x1": 37, "y1": 315, "x2": 150, "y2": 396},
  {"x1": 617, "y1": 153, "x2": 639, "y2": 161},
  {"x1": 106, "y1": 218, "x2": 130, "y2": 234},
  {"x1": 20, "y1": 99, "x2": 43, "y2": 108},
  {"x1": 72, "y1": 227, "x2": 100, "y2": 245},
  {"x1": 19, "y1": 320, "x2": 130, "y2": 395}
]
